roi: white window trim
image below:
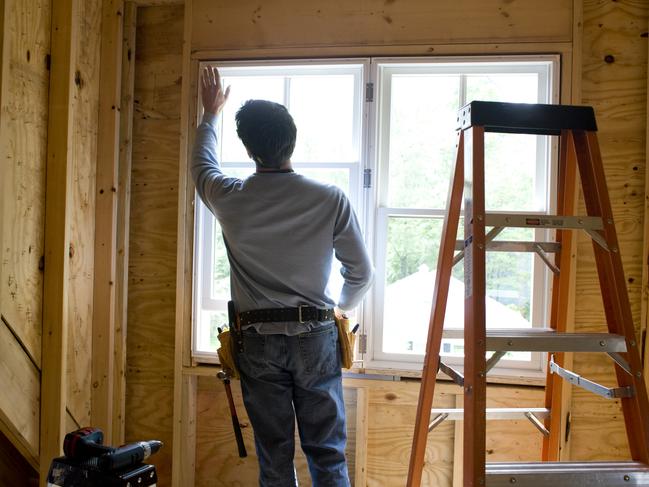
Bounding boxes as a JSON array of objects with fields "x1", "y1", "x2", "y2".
[{"x1": 361, "y1": 55, "x2": 560, "y2": 379}]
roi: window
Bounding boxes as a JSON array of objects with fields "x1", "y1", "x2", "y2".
[
  {"x1": 369, "y1": 58, "x2": 557, "y2": 377},
  {"x1": 192, "y1": 60, "x2": 367, "y2": 361},
  {"x1": 192, "y1": 56, "x2": 558, "y2": 378}
]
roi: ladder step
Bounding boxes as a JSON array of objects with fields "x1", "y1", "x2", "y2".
[
  {"x1": 486, "y1": 461, "x2": 649, "y2": 487},
  {"x1": 454, "y1": 240, "x2": 561, "y2": 253},
  {"x1": 442, "y1": 329, "x2": 628, "y2": 353},
  {"x1": 484, "y1": 213, "x2": 602, "y2": 231},
  {"x1": 431, "y1": 408, "x2": 550, "y2": 421}
]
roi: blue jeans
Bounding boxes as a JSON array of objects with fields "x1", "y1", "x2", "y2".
[{"x1": 234, "y1": 322, "x2": 351, "y2": 487}]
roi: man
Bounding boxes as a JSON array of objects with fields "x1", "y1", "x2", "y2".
[{"x1": 191, "y1": 66, "x2": 373, "y2": 487}]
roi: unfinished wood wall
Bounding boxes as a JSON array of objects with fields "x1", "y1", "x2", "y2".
[
  {"x1": 0, "y1": 0, "x2": 103, "y2": 473},
  {"x1": 122, "y1": 0, "x2": 649, "y2": 485},
  {"x1": 126, "y1": 4, "x2": 184, "y2": 484},
  {"x1": 571, "y1": 0, "x2": 649, "y2": 461},
  {"x1": 67, "y1": 0, "x2": 103, "y2": 431},
  {"x1": 190, "y1": 0, "x2": 573, "y2": 52},
  {"x1": 0, "y1": 0, "x2": 51, "y2": 466},
  {"x1": 194, "y1": 377, "x2": 544, "y2": 487}
]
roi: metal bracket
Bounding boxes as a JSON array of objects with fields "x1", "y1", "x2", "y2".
[
  {"x1": 439, "y1": 361, "x2": 464, "y2": 386},
  {"x1": 607, "y1": 352, "x2": 632, "y2": 375},
  {"x1": 453, "y1": 226, "x2": 504, "y2": 266},
  {"x1": 549, "y1": 355, "x2": 634, "y2": 399},
  {"x1": 534, "y1": 243, "x2": 560, "y2": 275},
  {"x1": 485, "y1": 351, "x2": 506, "y2": 373},
  {"x1": 524, "y1": 411, "x2": 550, "y2": 437},
  {"x1": 428, "y1": 412, "x2": 449, "y2": 432},
  {"x1": 585, "y1": 228, "x2": 610, "y2": 251}
]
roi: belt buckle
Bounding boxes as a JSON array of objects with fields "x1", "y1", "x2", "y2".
[{"x1": 298, "y1": 305, "x2": 308, "y2": 323}]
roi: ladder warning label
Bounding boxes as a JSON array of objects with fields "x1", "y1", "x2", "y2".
[{"x1": 465, "y1": 235, "x2": 473, "y2": 298}]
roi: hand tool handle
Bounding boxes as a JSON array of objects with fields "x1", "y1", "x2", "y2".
[{"x1": 224, "y1": 379, "x2": 247, "y2": 458}]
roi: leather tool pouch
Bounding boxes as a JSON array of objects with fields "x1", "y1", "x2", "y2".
[
  {"x1": 216, "y1": 301, "x2": 241, "y2": 379},
  {"x1": 335, "y1": 315, "x2": 357, "y2": 369},
  {"x1": 216, "y1": 328, "x2": 239, "y2": 379}
]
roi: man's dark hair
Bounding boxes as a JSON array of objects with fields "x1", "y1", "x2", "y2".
[{"x1": 235, "y1": 99, "x2": 297, "y2": 168}]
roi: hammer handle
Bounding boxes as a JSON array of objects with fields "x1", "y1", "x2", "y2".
[{"x1": 224, "y1": 379, "x2": 247, "y2": 458}]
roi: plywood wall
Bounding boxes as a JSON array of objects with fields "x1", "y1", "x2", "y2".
[
  {"x1": 0, "y1": 0, "x2": 50, "y2": 367},
  {"x1": 191, "y1": 0, "x2": 573, "y2": 52},
  {"x1": 126, "y1": 4, "x2": 184, "y2": 484},
  {"x1": 66, "y1": 0, "x2": 103, "y2": 430},
  {"x1": 571, "y1": 0, "x2": 648, "y2": 460},
  {"x1": 0, "y1": 0, "x2": 51, "y2": 463},
  {"x1": 193, "y1": 378, "x2": 544, "y2": 487},
  {"x1": 0, "y1": 0, "x2": 104, "y2": 469}
]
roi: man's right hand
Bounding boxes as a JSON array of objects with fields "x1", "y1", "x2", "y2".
[{"x1": 201, "y1": 66, "x2": 230, "y2": 116}]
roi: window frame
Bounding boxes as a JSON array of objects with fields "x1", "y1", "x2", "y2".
[
  {"x1": 191, "y1": 58, "x2": 370, "y2": 362},
  {"x1": 190, "y1": 55, "x2": 561, "y2": 381},
  {"x1": 362, "y1": 55, "x2": 561, "y2": 379}
]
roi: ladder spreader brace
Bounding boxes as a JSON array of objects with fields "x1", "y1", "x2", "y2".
[{"x1": 406, "y1": 101, "x2": 649, "y2": 487}]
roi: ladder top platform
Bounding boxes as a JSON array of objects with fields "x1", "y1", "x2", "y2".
[{"x1": 457, "y1": 101, "x2": 597, "y2": 135}]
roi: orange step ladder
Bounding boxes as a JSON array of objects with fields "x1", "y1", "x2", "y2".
[{"x1": 406, "y1": 101, "x2": 649, "y2": 487}]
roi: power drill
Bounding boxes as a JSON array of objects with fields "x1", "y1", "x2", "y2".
[{"x1": 47, "y1": 427, "x2": 163, "y2": 486}]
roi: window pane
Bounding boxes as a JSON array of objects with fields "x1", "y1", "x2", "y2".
[
  {"x1": 383, "y1": 217, "x2": 442, "y2": 354},
  {"x1": 196, "y1": 309, "x2": 228, "y2": 353},
  {"x1": 467, "y1": 73, "x2": 544, "y2": 212},
  {"x1": 290, "y1": 75, "x2": 357, "y2": 163},
  {"x1": 387, "y1": 75, "x2": 459, "y2": 208},
  {"x1": 382, "y1": 217, "x2": 534, "y2": 356},
  {"x1": 212, "y1": 223, "x2": 230, "y2": 300},
  {"x1": 466, "y1": 73, "x2": 538, "y2": 104},
  {"x1": 483, "y1": 133, "x2": 539, "y2": 211},
  {"x1": 220, "y1": 76, "x2": 285, "y2": 163}
]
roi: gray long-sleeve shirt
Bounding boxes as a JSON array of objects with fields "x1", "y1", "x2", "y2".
[{"x1": 191, "y1": 112, "x2": 373, "y2": 331}]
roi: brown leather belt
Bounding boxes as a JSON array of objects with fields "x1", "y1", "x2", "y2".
[{"x1": 238, "y1": 305, "x2": 335, "y2": 327}]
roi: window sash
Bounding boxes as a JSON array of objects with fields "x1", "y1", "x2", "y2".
[
  {"x1": 362, "y1": 55, "x2": 559, "y2": 374},
  {"x1": 191, "y1": 59, "x2": 369, "y2": 359}
]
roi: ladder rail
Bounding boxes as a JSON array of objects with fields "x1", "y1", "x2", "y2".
[
  {"x1": 542, "y1": 129, "x2": 578, "y2": 461},
  {"x1": 463, "y1": 125, "x2": 488, "y2": 487},
  {"x1": 406, "y1": 131, "x2": 465, "y2": 487},
  {"x1": 573, "y1": 131, "x2": 649, "y2": 462}
]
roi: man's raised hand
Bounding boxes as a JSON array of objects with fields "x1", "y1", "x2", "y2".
[{"x1": 201, "y1": 66, "x2": 230, "y2": 115}]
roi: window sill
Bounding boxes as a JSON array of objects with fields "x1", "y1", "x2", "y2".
[
  {"x1": 346, "y1": 365, "x2": 546, "y2": 387},
  {"x1": 182, "y1": 364, "x2": 546, "y2": 390}
]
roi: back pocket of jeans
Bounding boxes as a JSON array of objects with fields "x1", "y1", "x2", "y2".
[{"x1": 298, "y1": 326, "x2": 338, "y2": 375}]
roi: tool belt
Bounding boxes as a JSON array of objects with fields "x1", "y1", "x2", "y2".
[
  {"x1": 335, "y1": 315, "x2": 357, "y2": 370},
  {"x1": 238, "y1": 305, "x2": 335, "y2": 327},
  {"x1": 218, "y1": 303, "x2": 356, "y2": 374}
]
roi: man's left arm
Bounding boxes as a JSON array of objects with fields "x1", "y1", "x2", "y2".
[{"x1": 334, "y1": 195, "x2": 374, "y2": 312}]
